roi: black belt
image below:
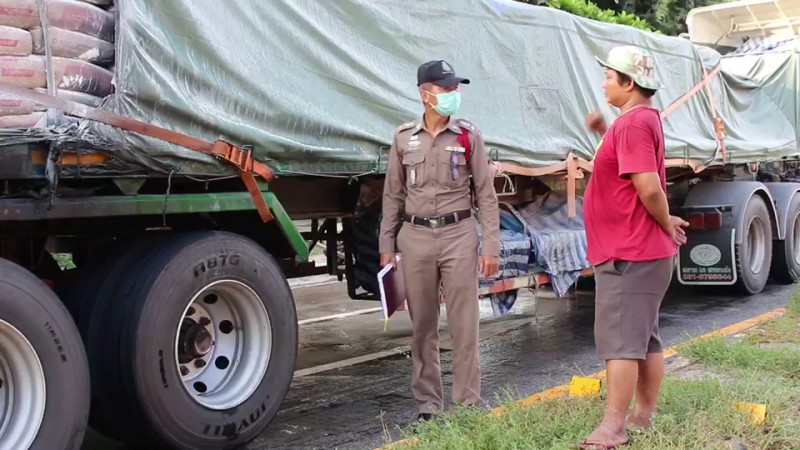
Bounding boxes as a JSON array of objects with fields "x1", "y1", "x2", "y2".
[{"x1": 403, "y1": 209, "x2": 471, "y2": 228}]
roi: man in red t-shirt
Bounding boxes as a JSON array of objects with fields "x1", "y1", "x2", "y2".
[{"x1": 579, "y1": 46, "x2": 689, "y2": 449}]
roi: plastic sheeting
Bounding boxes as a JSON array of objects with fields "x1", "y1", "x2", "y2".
[
  {"x1": 720, "y1": 47, "x2": 800, "y2": 159},
  {"x1": 22, "y1": 0, "x2": 800, "y2": 176}
]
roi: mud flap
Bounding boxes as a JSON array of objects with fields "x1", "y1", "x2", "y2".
[{"x1": 677, "y1": 228, "x2": 738, "y2": 285}]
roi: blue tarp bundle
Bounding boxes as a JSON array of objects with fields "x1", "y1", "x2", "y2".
[{"x1": 478, "y1": 192, "x2": 592, "y2": 315}]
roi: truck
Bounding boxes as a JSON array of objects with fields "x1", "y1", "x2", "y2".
[{"x1": 0, "y1": 0, "x2": 798, "y2": 449}]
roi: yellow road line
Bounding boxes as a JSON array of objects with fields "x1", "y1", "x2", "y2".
[{"x1": 377, "y1": 307, "x2": 786, "y2": 449}]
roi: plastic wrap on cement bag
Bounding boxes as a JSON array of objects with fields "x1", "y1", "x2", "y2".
[
  {"x1": 0, "y1": 0, "x2": 113, "y2": 41},
  {"x1": 0, "y1": 111, "x2": 43, "y2": 128},
  {"x1": 0, "y1": 92, "x2": 41, "y2": 115},
  {"x1": 80, "y1": 0, "x2": 799, "y2": 177},
  {"x1": 52, "y1": 57, "x2": 113, "y2": 96},
  {"x1": 0, "y1": 55, "x2": 45, "y2": 88},
  {"x1": 0, "y1": 55, "x2": 112, "y2": 95},
  {"x1": 0, "y1": 25, "x2": 32, "y2": 56},
  {"x1": 30, "y1": 26, "x2": 114, "y2": 65},
  {"x1": 0, "y1": 0, "x2": 39, "y2": 30},
  {"x1": 35, "y1": 87, "x2": 102, "y2": 107}
]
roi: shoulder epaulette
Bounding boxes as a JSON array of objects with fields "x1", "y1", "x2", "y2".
[
  {"x1": 456, "y1": 118, "x2": 477, "y2": 133},
  {"x1": 397, "y1": 120, "x2": 418, "y2": 132}
]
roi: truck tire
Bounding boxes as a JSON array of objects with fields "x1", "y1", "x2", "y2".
[
  {"x1": 0, "y1": 258, "x2": 90, "y2": 450},
  {"x1": 735, "y1": 195, "x2": 773, "y2": 294},
  {"x1": 771, "y1": 194, "x2": 800, "y2": 284},
  {"x1": 84, "y1": 231, "x2": 297, "y2": 449},
  {"x1": 66, "y1": 236, "x2": 173, "y2": 443}
]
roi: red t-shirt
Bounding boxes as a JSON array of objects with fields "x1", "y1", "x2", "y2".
[{"x1": 584, "y1": 106, "x2": 676, "y2": 266}]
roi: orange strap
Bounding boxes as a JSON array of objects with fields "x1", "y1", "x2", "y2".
[
  {"x1": 661, "y1": 63, "x2": 727, "y2": 164},
  {"x1": 0, "y1": 81, "x2": 275, "y2": 222}
]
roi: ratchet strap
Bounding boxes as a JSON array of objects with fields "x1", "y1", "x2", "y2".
[
  {"x1": 661, "y1": 65, "x2": 728, "y2": 164},
  {"x1": 0, "y1": 81, "x2": 275, "y2": 222}
]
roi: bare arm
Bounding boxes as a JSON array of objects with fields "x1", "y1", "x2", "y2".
[{"x1": 630, "y1": 172, "x2": 671, "y2": 233}]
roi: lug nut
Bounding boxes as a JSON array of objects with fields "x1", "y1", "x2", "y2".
[
  {"x1": 194, "y1": 359, "x2": 207, "y2": 369},
  {"x1": 179, "y1": 365, "x2": 189, "y2": 376},
  {"x1": 199, "y1": 317, "x2": 211, "y2": 326}
]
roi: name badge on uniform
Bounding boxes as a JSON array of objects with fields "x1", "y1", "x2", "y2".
[{"x1": 445, "y1": 146, "x2": 466, "y2": 154}]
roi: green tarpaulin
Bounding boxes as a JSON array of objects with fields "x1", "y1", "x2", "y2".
[{"x1": 78, "y1": 0, "x2": 798, "y2": 177}]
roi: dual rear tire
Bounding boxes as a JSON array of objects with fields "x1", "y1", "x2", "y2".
[
  {"x1": 65, "y1": 231, "x2": 298, "y2": 449},
  {"x1": 735, "y1": 196, "x2": 773, "y2": 294},
  {"x1": 733, "y1": 193, "x2": 800, "y2": 293}
]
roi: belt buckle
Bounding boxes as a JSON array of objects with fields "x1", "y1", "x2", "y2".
[{"x1": 429, "y1": 217, "x2": 445, "y2": 228}]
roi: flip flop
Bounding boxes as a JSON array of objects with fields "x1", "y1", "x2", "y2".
[{"x1": 576, "y1": 439, "x2": 631, "y2": 450}]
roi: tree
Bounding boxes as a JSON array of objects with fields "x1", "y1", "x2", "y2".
[
  {"x1": 519, "y1": 0, "x2": 655, "y2": 31},
  {"x1": 517, "y1": 0, "x2": 732, "y2": 35}
]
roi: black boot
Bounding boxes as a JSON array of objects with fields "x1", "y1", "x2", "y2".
[
  {"x1": 410, "y1": 412, "x2": 436, "y2": 432},
  {"x1": 416, "y1": 413, "x2": 435, "y2": 422}
]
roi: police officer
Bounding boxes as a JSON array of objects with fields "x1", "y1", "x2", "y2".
[{"x1": 379, "y1": 60, "x2": 500, "y2": 422}]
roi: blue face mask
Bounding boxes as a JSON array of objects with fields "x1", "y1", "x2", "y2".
[{"x1": 428, "y1": 91, "x2": 461, "y2": 116}]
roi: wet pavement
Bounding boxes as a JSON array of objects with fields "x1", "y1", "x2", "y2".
[{"x1": 81, "y1": 280, "x2": 794, "y2": 450}]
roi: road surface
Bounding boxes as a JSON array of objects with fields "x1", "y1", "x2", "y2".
[{"x1": 82, "y1": 280, "x2": 793, "y2": 450}]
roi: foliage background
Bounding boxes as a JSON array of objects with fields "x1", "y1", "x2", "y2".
[{"x1": 516, "y1": 0, "x2": 732, "y2": 35}]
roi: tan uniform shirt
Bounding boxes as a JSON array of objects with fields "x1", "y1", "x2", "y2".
[{"x1": 379, "y1": 117, "x2": 500, "y2": 257}]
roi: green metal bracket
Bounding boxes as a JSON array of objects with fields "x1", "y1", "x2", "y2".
[{"x1": 262, "y1": 191, "x2": 309, "y2": 263}]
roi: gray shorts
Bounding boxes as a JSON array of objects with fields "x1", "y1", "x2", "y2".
[{"x1": 594, "y1": 257, "x2": 674, "y2": 361}]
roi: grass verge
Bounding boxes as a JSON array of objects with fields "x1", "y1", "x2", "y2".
[{"x1": 389, "y1": 295, "x2": 800, "y2": 450}]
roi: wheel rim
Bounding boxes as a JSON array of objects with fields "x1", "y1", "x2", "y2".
[
  {"x1": 793, "y1": 214, "x2": 800, "y2": 266},
  {"x1": 748, "y1": 216, "x2": 766, "y2": 274},
  {"x1": 0, "y1": 319, "x2": 46, "y2": 450},
  {"x1": 175, "y1": 280, "x2": 272, "y2": 410}
]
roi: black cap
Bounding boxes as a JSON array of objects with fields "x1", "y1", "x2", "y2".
[{"x1": 417, "y1": 60, "x2": 470, "y2": 87}]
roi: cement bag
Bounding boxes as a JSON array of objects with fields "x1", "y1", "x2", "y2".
[
  {"x1": 46, "y1": 0, "x2": 114, "y2": 42},
  {"x1": 0, "y1": 111, "x2": 44, "y2": 128},
  {"x1": 31, "y1": 26, "x2": 114, "y2": 65},
  {"x1": 0, "y1": 55, "x2": 45, "y2": 88},
  {"x1": 0, "y1": 93, "x2": 41, "y2": 115},
  {"x1": 0, "y1": 0, "x2": 38, "y2": 30},
  {"x1": 0, "y1": 25, "x2": 32, "y2": 56},
  {"x1": 53, "y1": 56, "x2": 112, "y2": 97},
  {"x1": 34, "y1": 86, "x2": 102, "y2": 106}
]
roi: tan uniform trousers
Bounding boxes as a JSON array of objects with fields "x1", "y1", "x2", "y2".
[{"x1": 397, "y1": 216, "x2": 480, "y2": 414}]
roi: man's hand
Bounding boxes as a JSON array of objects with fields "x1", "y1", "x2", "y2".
[
  {"x1": 479, "y1": 255, "x2": 500, "y2": 279},
  {"x1": 380, "y1": 252, "x2": 396, "y2": 269},
  {"x1": 586, "y1": 110, "x2": 607, "y2": 135},
  {"x1": 668, "y1": 216, "x2": 689, "y2": 246}
]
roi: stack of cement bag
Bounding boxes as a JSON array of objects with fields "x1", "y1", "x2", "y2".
[{"x1": 0, "y1": 0, "x2": 114, "y2": 128}]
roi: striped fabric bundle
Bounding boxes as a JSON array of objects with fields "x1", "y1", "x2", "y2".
[{"x1": 511, "y1": 192, "x2": 592, "y2": 297}]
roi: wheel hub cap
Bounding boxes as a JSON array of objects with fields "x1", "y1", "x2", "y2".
[
  {"x1": 174, "y1": 280, "x2": 272, "y2": 411},
  {"x1": 0, "y1": 319, "x2": 46, "y2": 450}
]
